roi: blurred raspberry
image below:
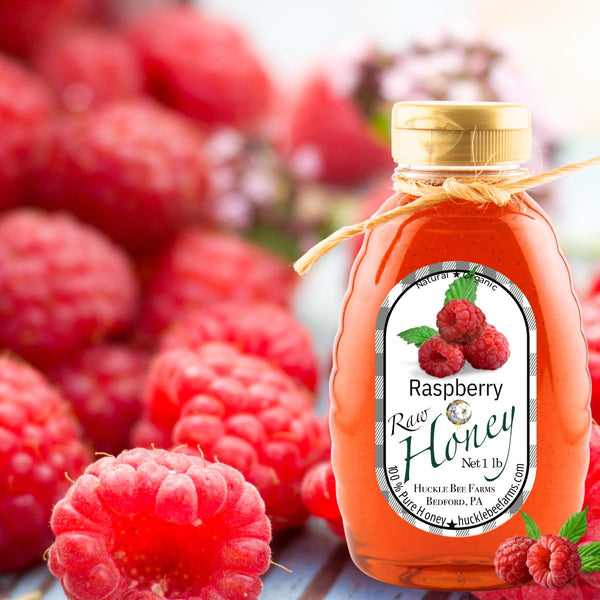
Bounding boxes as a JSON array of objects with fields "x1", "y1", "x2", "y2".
[
  {"x1": 160, "y1": 301, "x2": 319, "y2": 392},
  {"x1": 280, "y1": 35, "x2": 559, "y2": 187},
  {"x1": 0, "y1": 210, "x2": 139, "y2": 366},
  {"x1": 301, "y1": 461, "x2": 344, "y2": 537},
  {"x1": 30, "y1": 99, "x2": 209, "y2": 250},
  {"x1": 33, "y1": 27, "x2": 144, "y2": 112},
  {"x1": 0, "y1": 54, "x2": 54, "y2": 210},
  {"x1": 127, "y1": 6, "x2": 272, "y2": 129},
  {"x1": 582, "y1": 423, "x2": 600, "y2": 543},
  {"x1": 279, "y1": 74, "x2": 391, "y2": 186},
  {"x1": 0, "y1": 356, "x2": 91, "y2": 572},
  {"x1": 134, "y1": 343, "x2": 329, "y2": 530},
  {"x1": 0, "y1": 0, "x2": 84, "y2": 58},
  {"x1": 47, "y1": 344, "x2": 150, "y2": 455},
  {"x1": 141, "y1": 229, "x2": 297, "y2": 336},
  {"x1": 49, "y1": 448, "x2": 271, "y2": 600},
  {"x1": 581, "y1": 296, "x2": 600, "y2": 421}
]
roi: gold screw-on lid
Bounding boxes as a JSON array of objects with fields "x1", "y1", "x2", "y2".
[{"x1": 391, "y1": 101, "x2": 531, "y2": 167}]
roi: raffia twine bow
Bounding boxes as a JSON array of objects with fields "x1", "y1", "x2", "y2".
[{"x1": 293, "y1": 155, "x2": 600, "y2": 276}]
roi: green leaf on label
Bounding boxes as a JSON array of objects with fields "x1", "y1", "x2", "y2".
[
  {"x1": 579, "y1": 542, "x2": 600, "y2": 571},
  {"x1": 559, "y1": 506, "x2": 589, "y2": 543},
  {"x1": 519, "y1": 510, "x2": 541, "y2": 540},
  {"x1": 397, "y1": 326, "x2": 438, "y2": 348},
  {"x1": 444, "y1": 266, "x2": 479, "y2": 305}
]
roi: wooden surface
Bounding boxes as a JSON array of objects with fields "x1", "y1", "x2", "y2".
[{"x1": 0, "y1": 518, "x2": 479, "y2": 600}]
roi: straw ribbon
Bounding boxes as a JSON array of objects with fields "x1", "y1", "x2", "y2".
[{"x1": 293, "y1": 155, "x2": 600, "y2": 275}]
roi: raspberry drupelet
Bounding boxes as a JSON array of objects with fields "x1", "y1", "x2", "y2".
[
  {"x1": 417, "y1": 334, "x2": 465, "y2": 378},
  {"x1": 0, "y1": 357, "x2": 91, "y2": 572},
  {"x1": 134, "y1": 342, "x2": 328, "y2": 531},
  {"x1": 49, "y1": 448, "x2": 271, "y2": 600},
  {"x1": 436, "y1": 298, "x2": 487, "y2": 344}
]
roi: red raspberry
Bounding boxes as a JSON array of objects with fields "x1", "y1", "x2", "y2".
[
  {"x1": 0, "y1": 357, "x2": 91, "y2": 572},
  {"x1": 141, "y1": 229, "x2": 297, "y2": 336},
  {"x1": 0, "y1": 54, "x2": 54, "y2": 210},
  {"x1": 127, "y1": 6, "x2": 272, "y2": 129},
  {"x1": 0, "y1": 0, "x2": 83, "y2": 58},
  {"x1": 494, "y1": 535, "x2": 535, "y2": 585},
  {"x1": 46, "y1": 344, "x2": 151, "y2": 455},
  {"x1": 527, "y1": 534, "x2": 581, "y2": 589},
  {"x1": 30, "y1": 99, "x2": 209, "y2": 250},
  {"x1": 0, "y1": 210, "x2": 138, "y2": 366},
  {"x1": 464, "y1": 325, "x2": 510, "y2": 370},
  {"x1": 436, "y1": 298, "x2": 487, "y2": 344},
  {"x1": 417, "y1": 334, "x2": 465, "y2": 378},
  {"x1": 279, "y1": 75, "x2": 391, "y2": 185},
  {"x1": 160, "y1": 301, "x2": 319, "y2": 391},
  {"x1": 33, "y1": 27, "x2": 144, "y2": 113},
  {"x1": 134, "y1": 343, "x2": 328, "y2": 531},
  {"x1": 301, "y1": 461, "x2": 344, "y2": 538},
  {"x1": 49, "y1": 448, "x2": 271, "y2": 600},
  {"x1": 582, "y1": 297, "x2": 600, "y2": 421}
]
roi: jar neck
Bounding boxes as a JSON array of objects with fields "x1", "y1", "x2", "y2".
[{"x1": 393, "y1": 163, "x2": 527, "y2": 182}]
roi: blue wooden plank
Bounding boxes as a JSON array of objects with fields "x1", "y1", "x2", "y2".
[
  {"x1": 322, "y1": 556, "x2": 426, "y2": 600},
  {"x1": 1, "y1": 565, "x2": 50, "y2": 600},
  {"x1": 260, "y1": 518, "x2": 345, "y2": 600}
]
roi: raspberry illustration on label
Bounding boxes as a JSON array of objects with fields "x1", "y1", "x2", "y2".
[{"x1": 398, "y1": 267, "x2": 511, "y2": 378}]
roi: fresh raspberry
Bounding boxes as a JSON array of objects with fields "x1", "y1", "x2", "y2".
[
  {"x1": 30, "y1": 99, "x2": 209, "y2": 250},
  {"x1": 278, "y1": 75, "x2": 391, "y2": 185},
  {"x1": 33, "y1": 27, "x2": 144, "y2": 113},
  {"x1": 46, "y1": 344, "x2": 151, "y2": 455},
  {"x1": 160, "y1": 302, "x2": 319, "y2": 391},
  {"x1": 417, "y1": 335, "x2": 465, "y2": 378},
  {"x1": 436, "y1": 298, "x2": 487, "y2": 344},
  {"x1": 0, "y1": 356, "x2": 91, "y2": 572},
  {"x1": 526, "y1": 534, "x2": 581, "y2": 589},
  {"x1": 0, "y1": 54, "x2": 54, "y2": 210},
  {"x1": 0, "y1": 0, "x2": 84, "y2": 58},
  {"x1": 49, "y1": 448, "x2": 271, "y2": 600},
  {"x1": 0, "y1": 210, "x2": 138, "y2": 366},
  {"x1": 134, "y1": 343, "x2": 328, "y2": 531},
  {"x1": 464, "y1": 325, "x2": 510, "y2": 370},
  {"x1": 301, "y1": 461, "x2": 344, "y2": 538},
  {"x1": 141, "y1": 229, "x2": 297, "y2": 336},
  {"x1": 494, "y1": 535, "x2": 535, "y2": 586},
  {"x1": 127, "y1": 6, "x2": 272, "y2": 129}
]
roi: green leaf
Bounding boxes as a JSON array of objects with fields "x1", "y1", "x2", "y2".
[
  {"x1": 579, "y1": 543, "x2": 600, "y2": 572},
  {"x1": 444, "y1": 266, "x2": 479, "y2": 304},
  {"x1": 519, "y1": 510, "x2": 541, "y2": 540},
  {"x1": 397, "y1": 326, "x2": 438, "y2": 348},
  {"x1": 559, "y1": 506, "x2": 589, "y2": 543}
]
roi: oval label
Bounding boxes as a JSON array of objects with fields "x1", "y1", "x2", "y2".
[{"x1": 375, "y1": 261, "x2": 536, "y2": 537}]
